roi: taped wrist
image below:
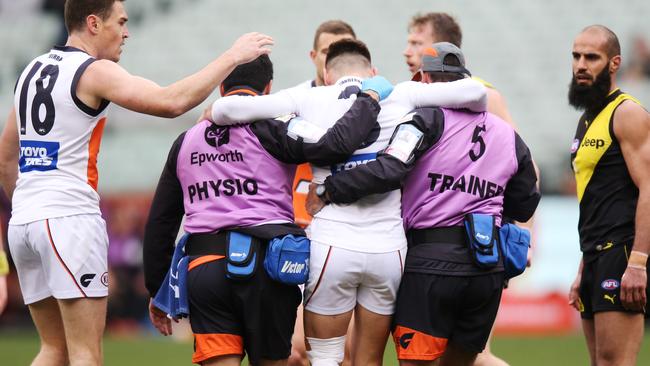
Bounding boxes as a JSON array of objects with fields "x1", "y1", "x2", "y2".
[{"x1": 629, "y1": 250, "x2": 648, "y2": 269}]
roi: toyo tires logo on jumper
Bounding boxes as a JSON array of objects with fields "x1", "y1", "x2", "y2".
[
  {"x1": 331, "y1": 153, "x2": 377, "y2": 175},
  {"x1": 19, "y1": 140, "x2": 59, "y2": 172}
]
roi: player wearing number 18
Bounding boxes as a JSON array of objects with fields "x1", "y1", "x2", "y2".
[
  {"x1": 308, "y1": 43, "x2": 540, "y2": 366},
  {"x1": 0, "y1": 1, "x2": 272, "y2": 365}
]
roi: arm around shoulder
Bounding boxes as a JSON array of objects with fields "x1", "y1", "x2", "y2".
[
  {"x1": 406, "y1": 78, "x2": 487, "y2": 112},
  {"x1": 210, "y1": 91, "x2": 298, "y2": 126}
]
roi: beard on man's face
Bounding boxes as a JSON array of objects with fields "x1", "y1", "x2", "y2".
[{"x1": 568, "y1": 66, "x2": 612, "y2": 112}]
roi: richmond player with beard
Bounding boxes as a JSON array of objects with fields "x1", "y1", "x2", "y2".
[
  {"x1": 567, "y1": 25, "x2": 650, "y2": 366},
  {"x1": 568, "y1": 58, "x2": 614, "y2": 112}
]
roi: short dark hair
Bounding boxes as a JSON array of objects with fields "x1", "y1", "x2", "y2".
[
  {"x1": 425, "y1": 54, "x2": 464, "y2": 82},
  {"x1": 409, "y1": 12, "x2": 462, "y2": 48},
  {"x1": 313, "y1": 20, "x2": 356, "y2": 50},
  {"x1": 325, "y1": 39, "x2": 371, "y2": 67},
  {"x1": 582, "y1": 24, "x2": 621, "y2": 58},
  {"x1": 64, "y1": 0, "x2": 125, "y2": 33},
  {"x1": 222, "y1": 55, "x2": 273, "y2": 94}
]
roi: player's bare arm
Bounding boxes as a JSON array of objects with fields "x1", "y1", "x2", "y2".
[
  {"x1": 486, "y1": 88, "x2": 514, "y2": 126},
  {"x1": 79, "y1": 32, "x2": 274, "y2": 118},
  {"x1": 0, "y1": 108, "x2": 19, "y2": 199},
  {"x1": 614, "y1": 100, "x2": 650, "y2": 311}
]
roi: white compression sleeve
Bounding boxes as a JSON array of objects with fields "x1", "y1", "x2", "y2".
[
  {"x1": 400, "y1": 77, "x2": 488, "y2": 112},
  {"x1": 210, "y1": 89, "x2": 300, "y2": 125}
]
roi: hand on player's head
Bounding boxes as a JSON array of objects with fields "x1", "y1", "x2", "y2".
[{"x1": 228, "y1": 32, "x2": 274, "y2": 65}]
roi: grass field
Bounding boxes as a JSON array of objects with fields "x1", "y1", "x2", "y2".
[{"x1": 2, "y1": 331, "x2": 650, "y2": 365}]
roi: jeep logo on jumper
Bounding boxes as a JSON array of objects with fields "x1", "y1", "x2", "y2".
[
  {"x1": 19, "y1": 140, "x2": 59, "y2": 172},
  {"x1": 581, "y1": 138, "x2": 605, "y2": 149},
  {"x1": 281, "y1": 261, "x2": 305, "y2": 274},
  {"x1": 205, "y1": 125, "x2": 230, "y2": 147},
  {"x1": 331, "y1": 153, "x2": 377, "y2": 174}
]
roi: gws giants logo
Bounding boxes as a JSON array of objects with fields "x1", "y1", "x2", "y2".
[
  {"x1": 80, "y1": 273, "x2": 96, "y2": 288},
  {"x1": 205, "y1": 125, "x2": 230, "y2": 147},
  {"x1": 399, "y1": 333, "x2": 415, "y2": 349}
]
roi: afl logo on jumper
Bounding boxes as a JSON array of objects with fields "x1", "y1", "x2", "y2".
[
  {"x1": 19, "y1": 140, "x2": 59, "y2": 172},
  {"x1": 205, "y1": 125, "x2": 230, "y2": 147},
  {"x1": 601, "y1": 279, "x2": 619, "y2": 290},
  {"x1": 570, "y1": 139, "x2": 580, "y2": 153}
]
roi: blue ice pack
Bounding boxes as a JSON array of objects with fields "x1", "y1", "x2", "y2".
[
  {"x1": 464, "y1": 213, "x2": 499, "y2": 269},
  {"x1": 498, "y1": 223, "x2": 531, "y2": 279},
  {"x1": 264, "y1": 234, "x2": 310, "y2": 285},
  {"x1": 226, "y1": 232, "x2": 258, "y2": 280}
]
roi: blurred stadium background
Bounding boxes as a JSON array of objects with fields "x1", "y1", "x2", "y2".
[{"x1": 1, "y1": 0, "x2": 650, "y2": 364}]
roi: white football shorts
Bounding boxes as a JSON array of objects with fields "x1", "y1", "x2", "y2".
[
  {"x1": 8, "y1": 214, "x2": 109, "y2": 304},
  {"x1": 303, "y1": 240, "x2": 406, "y2": 316}
]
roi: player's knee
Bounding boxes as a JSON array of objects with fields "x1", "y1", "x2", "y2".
[
  {"x1": 596, "y1": 347, "x2": 622, "y2": 366},
  {"x1": 306, "y1": 336, "x2": 345, "y2": 366},
  {"x1": 67, "y1": 346, "x2": 102, "y2": 366}
]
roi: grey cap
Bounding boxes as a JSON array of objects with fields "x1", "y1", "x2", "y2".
[{"x1": 420, "y1": 42, "x2": 471, "y2": 76}]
